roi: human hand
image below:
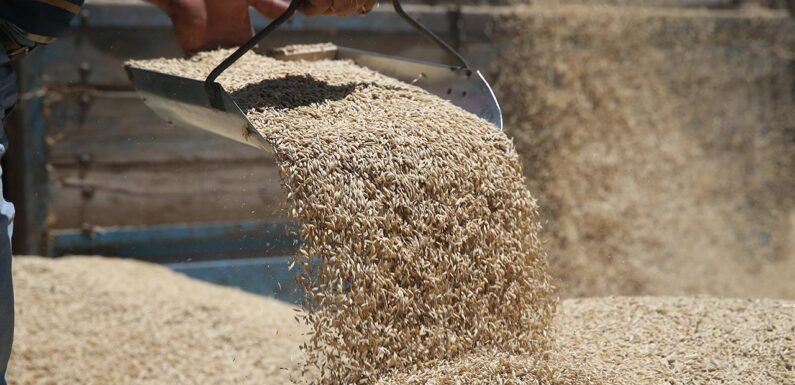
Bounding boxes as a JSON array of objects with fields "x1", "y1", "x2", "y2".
[
  {"x1": 151, "y1": 0, "x2": 378, "y2": 55},
  {"x1": 150, "y1": 0, "x2": 289, "y2": 55},
  {"x1": 300, "y1": 0, "x2": 378, "y2": 16}
]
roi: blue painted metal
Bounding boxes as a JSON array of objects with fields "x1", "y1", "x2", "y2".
[
  {"x1": 169, "y1": 256, "x2": 303, "y2": 303},
  {"x1": 49, "y1": 220, "x2": 301, "y2": 264}
]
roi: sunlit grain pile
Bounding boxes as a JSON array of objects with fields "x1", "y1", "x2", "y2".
[
  {"x1": 9, "y1": 256, "x2": 308, "y2": 385},
  {"x1": 11, "y1": 257, "x2": 794, "y2": 384},
  {"x1": 131, "y1": 49, "x2": 557, "y2": 384},
  {"x1": 378, "y1": 296, "x2": 795, "y2": 385},
  {"x1": 493, "y1": 5, "x2": 795, "y2": 298},
  {"x1": 375, "y1": 351, "x2": 597, "y2": 385},
  {"x1": 556, "y1": 296, "x2": 795, "y2": 385}
]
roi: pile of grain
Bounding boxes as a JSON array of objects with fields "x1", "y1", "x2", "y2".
[
  {"x1": 555, "y1": 296, "x2": 795, "y2": 385},
  {"x1": 11, "y1": 257, "x2": 794, "y2": 384},
  {"x1": 493, "y1": 5, "x2": 795, "y2": 298},
  {"x1": 379, "y1": 296, "x2": 795, "y2": 385},
  {"x1": 131, "y1": 50, "x2": 557, "y2": 384},
  {"x1": 9, "y1": 256, "x2": 308, "y2": 385},
  {"x1": 375, "y1": 352, "x2": 596, "y2": 385}
]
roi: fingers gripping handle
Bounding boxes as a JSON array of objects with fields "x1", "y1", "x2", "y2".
[
  {"x1": 205, "y1": 0, "x2": 305, "y2": 93},
  {"x1": 205, "y1": 0, "x2": 471, "y2": 99}
]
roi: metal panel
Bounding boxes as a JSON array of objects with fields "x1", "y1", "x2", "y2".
[
  {"x1": 169, "y1": 257, "x2": 302, "y2": 303},
  {"x1": 48, "y1": 220, "x2": 300, "y2": 263}
]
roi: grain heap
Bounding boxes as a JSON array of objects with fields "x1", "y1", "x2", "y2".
[
  {"x1": 10, "y1": 256, "x2": 308, "y2": 385},
  {"x1": 131, "y1": 49, "x2": 557, "y2": 384},
  {"x1": 555, "y1": 296, "x2": 795, "y2": 385},
  {"x1": 375, "y1": 351, "x2": 593, "y2": 385},
  {"x1": 11, "y1": 257, "x2": 795, "y2": 384}
]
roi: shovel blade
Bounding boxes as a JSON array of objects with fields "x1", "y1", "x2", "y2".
[
  {"x1": 125, "y1": 66, "x2": 269, "y2": 150},
  {"x1": 339, "y1": 48, "x2": 503, "y2": 130},
  {"x1": 126, "y1": 45, "x2": 503, "y2": 150},
  {"x1": 272, "y1": 46, "x2": 504, "y2": 130}
]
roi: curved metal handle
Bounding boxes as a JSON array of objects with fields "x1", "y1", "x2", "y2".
[
  {"x1": 391, "y1": 0, "x2": 469, "y2": 69},
  {"x1": 205, "y1": 0, "x2": 471, "y2": 93},
  {"x1": 205, "y1": 0, "x2": 305, "y2": 92}
]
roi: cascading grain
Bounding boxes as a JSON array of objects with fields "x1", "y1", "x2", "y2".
[{"x1": 131, "y1": 49, "x2": 557, "y2": 384}]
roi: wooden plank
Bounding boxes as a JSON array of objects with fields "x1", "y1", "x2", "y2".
[
  {"x1": 7, "y1": 49, "x2": 51, "y2": 255},
  {"x1": 38, "y1": 29, "x2": 182, "y2": 86},
  {"x1": 48, "y1": 160, "x2": 288, "y2": 229},
  {"x1": 46, "y1": 91, "x2": 268, "y2": 166}
]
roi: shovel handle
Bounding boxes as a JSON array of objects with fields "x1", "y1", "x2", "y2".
[
  {"x1": 391, "y1": 0, "x2": 470, "y2": 69},
  {"x1": 205, "y1": 0, "x2": 305, "y2": 90},
  {"x1": 205, "y1": 0, "x2": 471, "y2": 91}
]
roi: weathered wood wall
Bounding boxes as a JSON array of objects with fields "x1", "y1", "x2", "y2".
[
  {"x1": 16, "y1": 1, "x2": 496, "y2": 239},
  {"x1": 7, "y1": 0, "x2": 792, "y2": 260}
]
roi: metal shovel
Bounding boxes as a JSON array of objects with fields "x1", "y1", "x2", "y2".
[{"x1": 125, "y1": 0, "x2": 503, "y2": 151}]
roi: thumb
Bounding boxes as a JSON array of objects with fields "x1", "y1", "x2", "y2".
[{"x1": 250, "y1": 0, "x2": 291, "y2": 20}]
